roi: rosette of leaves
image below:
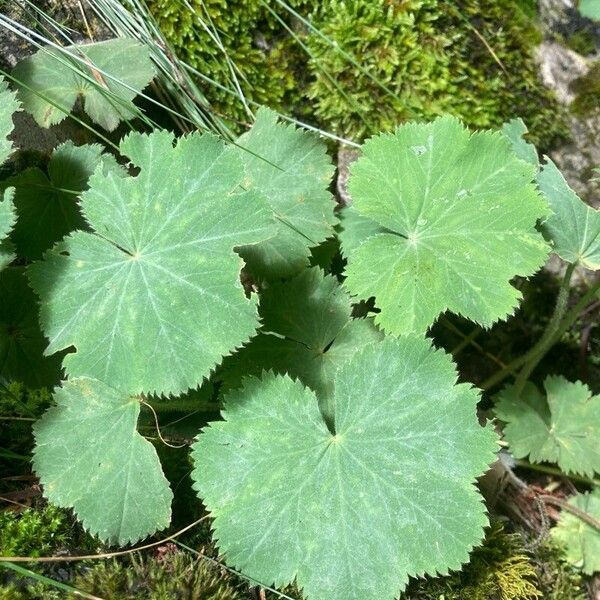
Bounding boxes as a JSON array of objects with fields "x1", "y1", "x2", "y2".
[
  {"x1": 340, "y1": 115, "x2": 549, "y2": 336},
  {"x1": 220, "y1": 267, "x2": 382, "y2": 423},
  {"x1": 0, "y1": 76, "x2": 20, "y2": 270},
  {"x1": 28, "y1": 130, "x2": 276, "y2": 396},
  {"x1": 552, "y1": 490, "x2": 600, "y2": 575},
  {"x1": 495, "y1": 376, "x2": 600, "y2": 477},
  {"x1": 192, "y1": 336, "x2": 498, "y2": 600},
  {"x1": 235, "y1": 109, "x2": 336, "y2": 279},
  {"x1": 12, "y1": 38, "x2": 155, "y2": 131},
  {"x1": 538, "y1": 158, "x2": 600, "y2": 269}
]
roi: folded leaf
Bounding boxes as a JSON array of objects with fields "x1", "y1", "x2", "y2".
[
  {"x1": 193, "y1": 336, "x2": 498, "y2": 600},
  {"x1": 495, "y1": 376, "x2": 600, "y2": 477},
  {"x1": 33, "y1": 377, "x2": 172, "y2": 545},
  {"x1": 552, "y1": 490, "x2": 600, "y2": 575},
  {"x1": 12, "y1": 38, "x2": 155, "y2": 131},
  {"x1": 28, "y1": 130, "x2": 276, "y2": 396},
  {"x1": 342, "y1": 116, "x2": 549, "y2": 335},
  {"x1": 235, "y1": 108, "x2": 336, "y2": 279},
  {"x1": 538, "y1": 159, "x2": 600, "y2": 269}
]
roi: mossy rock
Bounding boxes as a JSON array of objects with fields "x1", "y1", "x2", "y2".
[
  {"x1": 570, "y1": 60, "x2": 600, "y2": 116},
  {"x1": 147, "y1": 0, "x2": 568, "y2": 149}
]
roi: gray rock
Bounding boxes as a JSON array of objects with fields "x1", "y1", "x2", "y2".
[{"x1": 536, "y1": 2, "x2": 600, "y2": 206}]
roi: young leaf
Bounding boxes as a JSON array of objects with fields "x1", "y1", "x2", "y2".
[
  {"x1": 0, "y1": 267, "x2": 63, "y2": 388},
  {"x1": 538, "y1": 159, "x2": 600, "y2": 269},
  {"x1": 28, "y1": 131, "x2": 276, "y2": 397},
  {"x1": 193, "y1": 337, "x2": 498, "y2": 600},
  {"x1": 552, "y1": 490, "x2": 600, "y2": 575},
  {"x1": 495, "y1": 376, "x2": 600, "y2": 477},
  {"x1": 501, "y1": 118, "x2": 539, "y2": 168},
  {"x1": 220, "y1": 267, "x2": 382, "y2": 423},
  {"x1": 33, "y1": 377, "x2": 173, "y2": 545},
  {"x1": 342, "y1": 116, "x2": 549, "y2": 336},
  {"x1": 0, "y1": 76, "x2": 20, "y2": 270},
  {"x1": 4, "y1": 142, "x2": 121, "y2": 261},
  {"x1": 12, "y1": 38, "x2": 155, "y2": 131},
  {"x1": 235, "y1": 108, "x2": 336, "y2": 279}
]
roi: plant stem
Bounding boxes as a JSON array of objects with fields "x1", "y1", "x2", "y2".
[
  {"x1": 482, "y1": 266, "x2": 600, "y2": 391},
  {"x1": 514, "y1": 458, "x2": 600, "y2": 487},
  {"x1": 512, "y1": 263, "x2": 576, "y2": 394}
]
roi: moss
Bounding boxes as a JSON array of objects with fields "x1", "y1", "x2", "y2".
[
  {"x1": 148, "y1": 0, "x2": 568, "y2": 149},
  {"x1": 564, "y1": 29, "x2": 598, "y2": 55},
  {"x1": 146, "y1": 0, "x2": 310, "y2": 130},
  {"x1": 570, "y1": 60, "x2": 600, "y2": 116},
  {"x1": 533, "y1": 539, "x2": 587, "y2": 600},
  {"x1": 0, "y1": 505, "x2": 72, "y2": 558},
  {"x1": 404, "y1": 522, "x2": 541, "y2": 599},
  {"x1": 71, "y1": 551, "x2": 244, "y2": 599}
]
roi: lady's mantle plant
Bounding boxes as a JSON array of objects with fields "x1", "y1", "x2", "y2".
[{"x1": 2, "y1": 39, "x2": 600, "y2": 598}]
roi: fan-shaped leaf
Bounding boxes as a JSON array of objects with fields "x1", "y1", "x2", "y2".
[
  {"x1": 495, "y1": 376, "x2": 600, "y2": 477},
  {"x1": 4, "y1": 142, "x2": 121, "y2": 261},
  {"x1": 193, "y1": 337, "x2": 498, "y2": 600},
  {"x1": 13, "y1": 38, "x2": 155, "y2": 131},
  {"x1": 538, "y1": 159, "x2": 600, "y2": 269},
  {"x1": 342, "y1": 116, "x2": 549, "y2": 335},
  {"x1": 220, "y1": 267, "x2": 382, "y2": 423},
  {"x1": 0, "y1": 267, "x2": 62, "y2": 388},
  {"x1": 33, "y1": 377, "x2": 173, "y2": 545},
  {"x1": 235, "y1": 108, "x2": 336, "y2": 279},
  {"x1": 28, "y1": 130, "x2": 276, "y2": 396},
  {"x1": 552, "y1": 490, "x2": 600, "y2": 575}
]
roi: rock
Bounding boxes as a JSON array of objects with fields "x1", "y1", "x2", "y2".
[{"x1": 536, "y1": 1, "x2": 600, "y2": 206}]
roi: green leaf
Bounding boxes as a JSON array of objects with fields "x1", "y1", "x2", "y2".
[
  {"x1": 33, "y1": 377, "x2": 172, "y2": 545},
  {"x1": 0, "y1": 190, "x2": 16, "y2": 271},
  {"x1": 495, "y1": 376, "x2": 600, "y2": 477},
  {"x1": 579, "y1": 0, "x2": 600, "y2": 20},
  {"x1": 338, "y1": 204, "x2": 382, "y2": 257},
  {"x1": 0, "y1": 76, "x2": 20, "y2": 270},
  {"x1": 220, "y1": 267, "x2": 382, "y2": 423},
  {"x1": 193, "y1": 337, "x2": 498, "y2": 600},
  {"x1": 552, "y1": 489, "x2": 600, "y2": 575},
  {"x1": 501, "y1": 118, "x2": 539, "y2": 168},
  {"x1": 4, "y1": 142, "x2": 121, "y2": 261},
  {"x1": 342, "y1": 116, "x2": 549, "y2": 335},
  {"x1": 235, "y1": 108, "x2": 336, "y2": 279},
  {"x1": 28, "y1": 130, "x2": 276, "y2": 397},
  {"x1": 0, "y1": 267, "x2": 63, "y2": 388},
  {"x1": 538, "y1": 159, "x2": 600, "y2": 269},
  {"x1": 12, "y1": 38, "x2": 155, "y2": 131},
  {"x1": 0, "y1": 76, "x2": 19, "y2": 164}
]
